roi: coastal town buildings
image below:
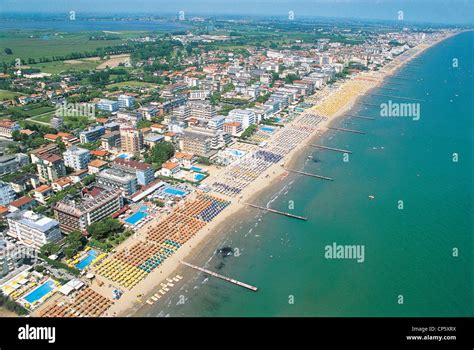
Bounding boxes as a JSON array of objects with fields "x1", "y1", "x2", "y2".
[
  {"x1": 6, "y1": 210, "x2": 62, "y2": 250},
  {"x1": 53, "y1": 187, "x2": 123, "y2": 233},
  {"x1": 63, "y1": 147, "x2": 91, "y2": 171}
]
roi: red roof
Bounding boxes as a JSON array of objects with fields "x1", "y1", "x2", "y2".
[
  {"x1": 9, "y1": 196, "x2": 35, "y2": 208},
  {"x1": 113, "y1": 158, "x2": 151, "y2": 171}
]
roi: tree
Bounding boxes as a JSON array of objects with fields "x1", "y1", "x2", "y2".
[
  {"x1": 4, "y1": 48, "x2": 13, "y2": 55},
  {"x1": 285, "y1": 73, "x2": 300, "y2": 84},
  {"x1": 240, "y1": 124, "x2": 257, "y2": 140},
  {"x1": 87, "y1": 218, "x2": 123, "y2": 241},
  {"x1": 40, "y1": 243, "x2": 61, "y2": 257},
  {"x1": 145, "y1": 141, "x2": 175, "y2": 168},
  {"x1": 63, "y1": 230, "x2": 86, "y2": 258}
]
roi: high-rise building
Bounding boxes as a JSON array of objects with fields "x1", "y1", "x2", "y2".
[
  {"x1": 188, "y1": 101, "x2": 217, "y2": 120},
  {"x1": 53, "y1": 187, "x2": 123, "y2": 234},
  {"x1": 34, "y1": 154, "x2": 66, "y2": 183},
  {"x1": 79, "y1": 125, "x2": 106, "y2": 144},
  {"x1": 118, "y1": 94, "x2": 135, "y2": 108},
  {"x1": 63, "y1": 147, "x2": 91, "y2": 171},
  {"x1": 120, "y1": 127, "x2": 144, "y2": 154},
  {"x1": 96, "y1": 99, "x2": 119, "y2": 112},
  {"x1": 96, "y1": 168, "x2": 138, "y2": 196},
  {"x1": 100, "y1": 130, "x2": 121, "y2": 151},
  {"x1": 227, "y1": 109, "x2": 256, "y2": 129},
  {"x1": 182, "y1": 127, "x2": 229, "y2": 157},
  {"x1": 208, "y1": 116, "x2": 226, "y2": 130},
  {"x1": 111, "y1": 158, "x2": 154, "y2": 186},
  {"x1": 0, "y1": 181, "x2": 15, "y2": 206},
  {"x1": 7, "y1": 210, "x2": 62, "y2": 250}
]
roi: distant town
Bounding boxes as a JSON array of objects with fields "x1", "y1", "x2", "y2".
[{"x1": 0, "y1": 14, "x2": 452, "y2": 317}]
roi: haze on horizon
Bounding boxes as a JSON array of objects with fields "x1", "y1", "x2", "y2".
[{"x1": 0, "y1": 0, "x2": 472, "y2": 25}]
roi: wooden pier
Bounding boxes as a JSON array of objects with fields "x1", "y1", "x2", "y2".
[
  {"x1": 360, "y1": 102, "x2": 378, "y2": 107},
  {"x1": 378, "y1": 86, "x2": 398, "y2": 91},
  {"x1": 311, "y1": 144, "x2": 352, "y2": 154},
  {"x1": 369, "y1": 93, "x2": 425, "y2": 102},
  {"x1": 328, "y1": 126, "x2": 366, "y2": 135},
  {"x1": 181, "y1": 261, "x2": 258, "y2": 292},
  {"x1": 285, "y1": 168, "x2": 334, "y2": 181},
  {"x1": 244, "y1": 203, "x2": 307, "y2": 221},
  {"x1": 347, "y1": 114, "x2": 375, "y2": 120},
  {"x1": 388, "y1": 76, "x2": 411, "y2": 81}
]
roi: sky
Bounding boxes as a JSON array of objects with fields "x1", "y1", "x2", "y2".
[{"x1": 0, "y1": 0, "x2": 472, "y2": 25}]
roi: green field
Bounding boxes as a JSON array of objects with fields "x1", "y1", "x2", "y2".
[
  {"x1": 107, "y1": 80, "x2": 157, "y2": 89},
  {"x1": 0, "y1": 32, "x2": 126, "y2": 64},
  {"x1": 30, "y1": 111, "x2": 55, "y2": 123},
  {"x1": 0, "y1": 90, "x2": 20, "y2": 101},
  {"x1": 10, "y1": 103, "x2": 55, "y2": 117},
  {"x1": 31, "y1": 59, "x2": 101, "y2": 74}
]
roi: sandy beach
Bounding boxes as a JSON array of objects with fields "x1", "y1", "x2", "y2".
[{"x1": 85, "y1": 31, "x2": 457, "y2": 317}]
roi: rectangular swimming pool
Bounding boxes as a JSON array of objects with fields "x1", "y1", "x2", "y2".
[
  {"x1": 75, "y1": 250, "x2": 98, "y2": 270},
  {"x1": 125, "y1": 211, "x2": 148, "y2": 225},
  {"x1": 260, "y1": 126, "x2": 275, "y2": 132},
  {"x1": 23, "y1": 280, "x2": 55, "y2": 304},
  {"x1": 191, "y1": 166, "x2": 203, "y2": 172},
  {"x1": 163, "y1": 187, "x2": 187, "y2": 197}
]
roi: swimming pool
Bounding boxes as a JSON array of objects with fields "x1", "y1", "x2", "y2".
[
  {"x1": 23, "y1": 280, "x2": 55, "y2": 304},
  {"x1": 191, "y1": 166, "x2": 203, "y2": 172},
  {"x1": 116, "y1": 154, "x2": 128, "y2": 159},
  {"x1": 125, "y1": 211, "x2": 148, "y2": 225},
  {"x1": 75, "y1": 250, "x2": 98, "y2": 270},
  {"x1": 163, "y1": 187, "x2": 187, "y2": 197},
  {"x1": 227, "y1": 149, "x2": 245, "y2": 157},
  {"x1": 194, "y1": 173, "x2": 206, "y2": 181},
  {"x1": 260, "y1": 126, "x2": 275, "y2": 132}
]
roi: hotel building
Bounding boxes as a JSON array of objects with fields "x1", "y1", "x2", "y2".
[
  {"x1": 7, "y1": 210, "x2": 62, "y2": 250},
  {"x1": 63, "y1": 147, "x2": 91, "y2": 171},
  {"x1": 53, "y1": 187, "x2": 123, "y2": 234},
  {"x1": 120, "y1": 127, "x2": 144, "y2": 154}
]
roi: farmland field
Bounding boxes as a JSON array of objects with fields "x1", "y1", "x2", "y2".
[
  {"x1": 30, "y1": 111, "x2": 56, "y2": 123},
  {"x1": 31, "y1": 59, "x2": 101, "y2": 74},
  {"x1": 0, "y1": 90, "x2": 20, "y2": 101},
  {"x1": 0, "y1": 32, "x2": 127, "y2": 63}
]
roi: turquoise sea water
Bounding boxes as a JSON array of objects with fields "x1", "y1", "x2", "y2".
[{"x1": 137, "y1": 31, "x2": 473, "y2": 317}]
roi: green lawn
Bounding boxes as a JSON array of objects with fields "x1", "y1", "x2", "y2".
[{"x1": 0, "y1": 90, "x2": 20, "y2": 101}]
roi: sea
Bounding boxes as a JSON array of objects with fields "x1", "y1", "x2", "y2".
[{"x1": 133, "y1": 30, "x2": 473, "y2": 317}]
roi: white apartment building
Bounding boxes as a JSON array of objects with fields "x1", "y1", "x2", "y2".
[
  {"x1": 227, "y1": 109, "x2": 257, "y2": 129},
  {"x1": 63, "y1": 147, "x2": 91, "y2": 171},
  {"x1": 7, "y1": 211, "x2": 62, "y2": 250}
]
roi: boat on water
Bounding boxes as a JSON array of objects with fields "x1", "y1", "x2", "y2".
[{"x1": 368, "y1": 195, "x2": 375, "y2": 200}]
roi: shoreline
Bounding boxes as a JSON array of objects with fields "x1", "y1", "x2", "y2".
[{"x1": 96, "y1": 31, "x2": 458, "y2": 317}]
